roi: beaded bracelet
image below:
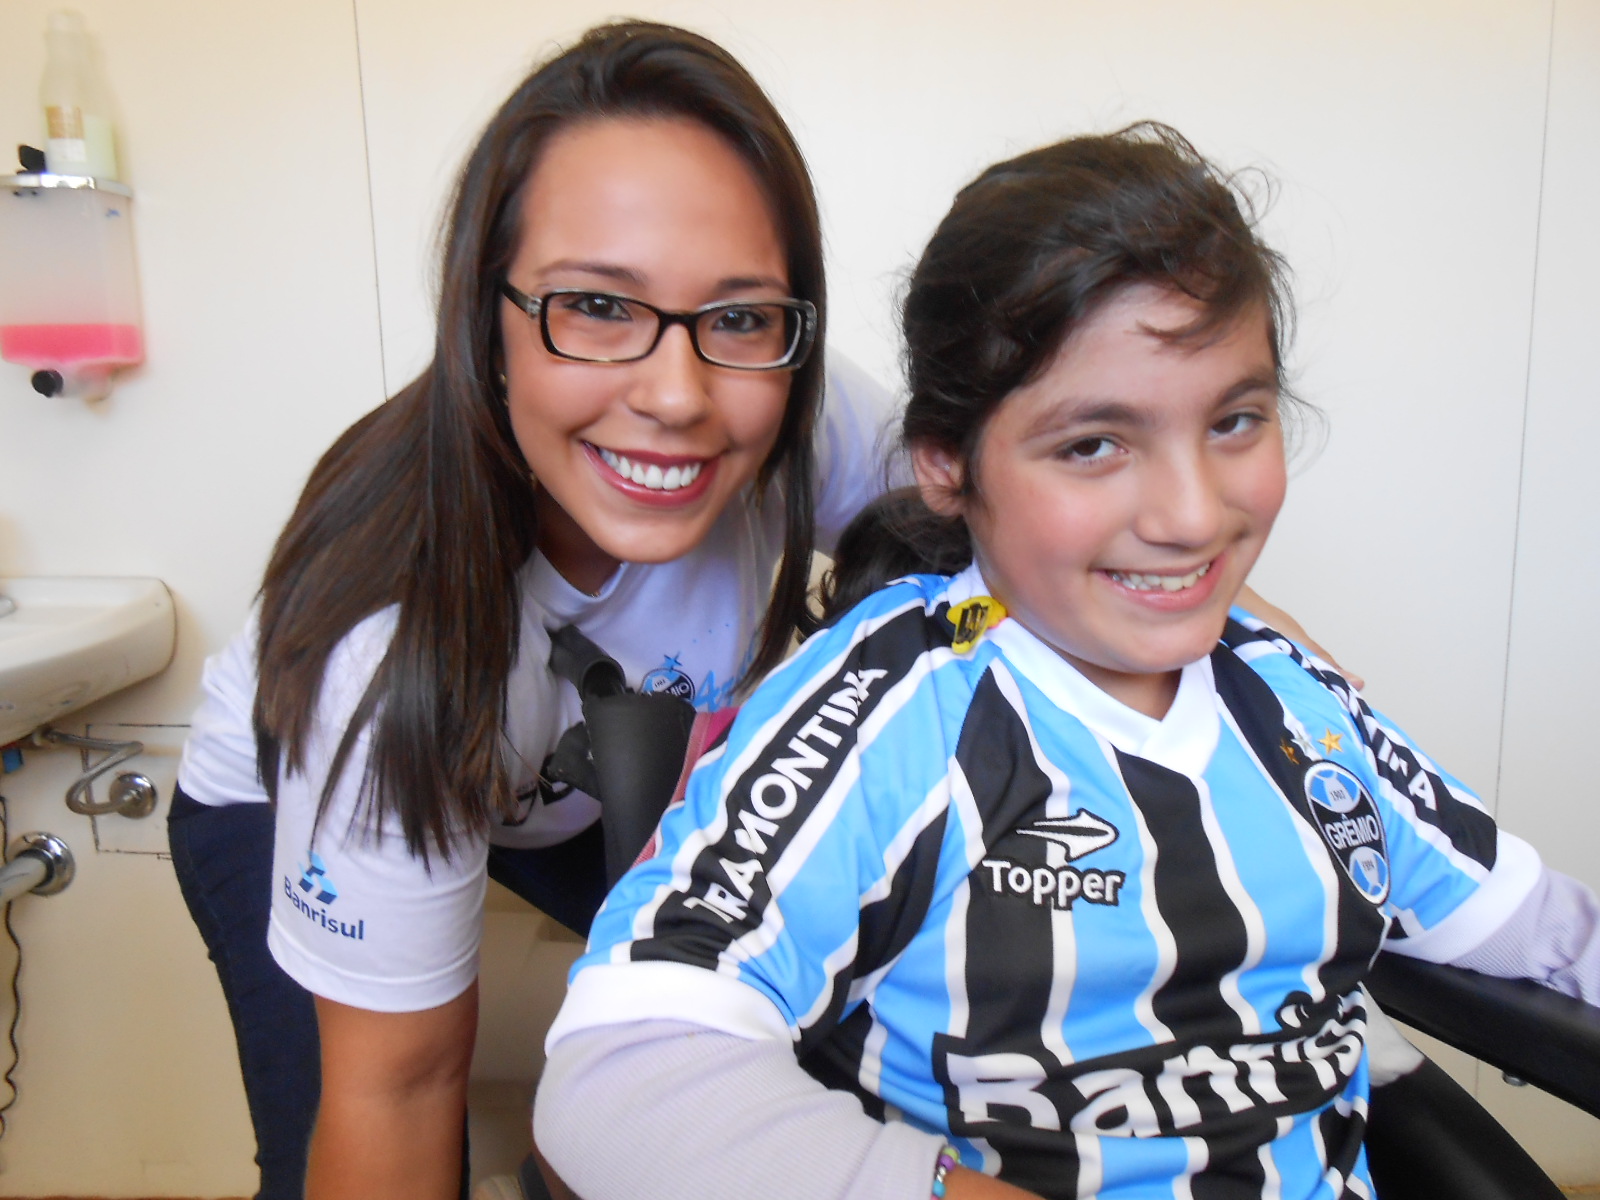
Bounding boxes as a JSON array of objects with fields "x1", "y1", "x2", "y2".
[{"x1": 931, "y1": 1143, "x2": 960, "y2": 1199}]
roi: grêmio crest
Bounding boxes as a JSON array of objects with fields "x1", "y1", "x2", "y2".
[{"x1": 1303, "y1": 761, "x2": 1390, "y2": 905}]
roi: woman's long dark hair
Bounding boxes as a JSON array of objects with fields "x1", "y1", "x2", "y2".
[
  {"x1": 254, "y1": 22, "x2": 827, "y2": 860},
  {"x1": 823, "y1": 122, "x2": 1294, "y2": 619}
]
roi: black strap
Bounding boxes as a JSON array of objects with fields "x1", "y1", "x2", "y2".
[
  {"x1": 541, "y1": 721, "x2": 599, "y2": 799},
  {"x1": 547, "y1": 625, "x2": 696, "y2": 884},
  {"x1": 548, "y1": 623, "x2": 626, "y2": 701}
]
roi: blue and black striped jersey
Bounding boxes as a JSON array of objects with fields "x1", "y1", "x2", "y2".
[{"x1": 557, "y1": 564, "x2": 1541, "y2": 1200}]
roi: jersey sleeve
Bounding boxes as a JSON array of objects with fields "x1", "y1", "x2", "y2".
[
  {"x1": 1347, "y1": 692, "x2": 1542, "y2": 962},
  {"x1": 1231, "y1": 617, "x2": 1543, "y2": 966},
  {"x1": 812, "y1": 352, "x2": 902, "y2": 553},
  {"x1": 266, "y1": 609, "x2": 489, "y2": 1012},
  {"x1": 550, "y1": 582, "x2": 960, "y2": 1051}
]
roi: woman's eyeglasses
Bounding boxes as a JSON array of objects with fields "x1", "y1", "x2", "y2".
[{"x1": 500, "y1": 283, "x2": 816, "y2": 371}]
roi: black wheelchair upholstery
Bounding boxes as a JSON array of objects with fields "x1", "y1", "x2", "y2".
[
  {"x1": 1366, "y1": 1056, "x2": 1565, "y2": 1200},
  {"x1": 1363, "y1": 954, "x2": 1600, "y2": 1199},
  {"x1": 1368, "y1": 953, "x2": 1600, "y2": 1117}
]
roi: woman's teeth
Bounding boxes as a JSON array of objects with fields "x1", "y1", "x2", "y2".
[
  {"x1": 597, "y1": 448, "x2": 704, "y2": 491},
  {"x1": 1107, "y1": 563, "x2": 1211, "y2": 592}
]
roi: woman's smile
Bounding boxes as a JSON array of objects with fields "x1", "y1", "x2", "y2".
[{"x1": 588, "y1": 443, "x2": 716, "y2": 503}]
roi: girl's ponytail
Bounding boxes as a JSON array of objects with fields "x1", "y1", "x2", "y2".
[{"x1": 817, "y1": 488, "x2": 972, "y2": 625}]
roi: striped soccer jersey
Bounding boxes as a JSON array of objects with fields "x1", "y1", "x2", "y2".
[{"x1": 565, "y1": 564, "x2": 1540, "y2": 1200}]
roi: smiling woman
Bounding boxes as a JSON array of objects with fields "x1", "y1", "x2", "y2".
[
  {"x1": 500, "y1": 117, "x2": 802, "y2": 592},
  {"x1": 164, "y1": 22, "x2": 892, "y2": 1200}
]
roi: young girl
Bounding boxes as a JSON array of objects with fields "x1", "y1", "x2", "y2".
[
  {"x1": 166, "y1": 22, "x2": 895, "y2": 1200},
  {"x1": 535, "y1": 123, "x2": 1600, "y2": 1200}
]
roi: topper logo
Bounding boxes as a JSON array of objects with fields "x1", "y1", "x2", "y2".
[{"x1": 1016, "y1": 809, "x2": 1119, "y2": 861}]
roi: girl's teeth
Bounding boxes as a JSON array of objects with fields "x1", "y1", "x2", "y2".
[
  {"x1": 597, "y1": 448, "x2": 704, "y2": 492},
  {"x1": 1109, "y1": 563, "x2": 1212, "y2": 592}
]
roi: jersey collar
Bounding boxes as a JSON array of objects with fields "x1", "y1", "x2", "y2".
[{"x1": 949, "y1": 562, "x2": 1222, "y2": 777}]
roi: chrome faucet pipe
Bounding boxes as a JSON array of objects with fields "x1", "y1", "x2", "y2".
[{"x1": 33, "y1": 727, "x2": 146, "y2": 816}]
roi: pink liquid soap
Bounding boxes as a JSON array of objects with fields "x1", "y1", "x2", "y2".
[{"x1": 0, "y1": 323, "x2": 143, "y2": 367}]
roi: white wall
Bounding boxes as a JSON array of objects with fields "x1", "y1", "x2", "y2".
[
  {"x1": 0, "y1": 0, "x2": 1596, "y2": 1192},
  {"x1": 0, "y1": 1, "x2": 383, "y2": 1192},
  {"x1": 1479, "y1": 0, "x2": 1600, "y2": 1157}
]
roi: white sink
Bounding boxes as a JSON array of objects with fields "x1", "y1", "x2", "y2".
[{"x1": 0, "y1": 577, "x2": 176, "y2": 746}]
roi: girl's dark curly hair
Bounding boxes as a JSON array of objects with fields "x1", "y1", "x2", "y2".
[{"x1": 827, "y1": 122, "x2": 1294, "y2": 613}]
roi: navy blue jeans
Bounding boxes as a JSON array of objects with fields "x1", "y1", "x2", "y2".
[
  {"x1": 170, "y1": 786, "x2": 607, "y2": 1198},
  {"x1": 169, "y1": 787, "x2": 319, "y2": 1200}
]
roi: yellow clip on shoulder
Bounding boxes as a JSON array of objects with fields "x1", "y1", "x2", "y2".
[{"x1": 947, "y1": 596, "x2": 1007, "y2": 654}]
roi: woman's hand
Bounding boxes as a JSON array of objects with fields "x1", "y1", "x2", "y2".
[
  {"x1": 306, "y1": 983, "x2": 478, "y2": 1200},
  {"x1": 1235, "y1": 584, "x2": 1365, "y2": 691}
]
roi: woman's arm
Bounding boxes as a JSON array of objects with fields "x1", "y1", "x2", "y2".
[
  {"x1": 307, "y1": 984, "x2": 478, "y2": 1200},
  {"x1": 263, "y1": 610, "x2": 492, "y2": 1194}
]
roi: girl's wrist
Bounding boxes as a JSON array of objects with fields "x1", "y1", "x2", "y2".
[{"x1": 931, "y1": 1143, "x2": 959, "y2": 1198}]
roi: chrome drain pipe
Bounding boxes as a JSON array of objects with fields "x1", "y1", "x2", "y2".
[{"x1": 0, "y1": 833, "x2": 73, "y2": 903}]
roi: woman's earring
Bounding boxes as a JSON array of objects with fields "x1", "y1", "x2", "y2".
[{"x1": 497, "y1": 371, "x2": 509, "y2": 404}]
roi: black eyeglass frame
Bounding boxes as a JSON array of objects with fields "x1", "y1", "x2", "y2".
[{"x1": 500, "y1": 282, "x2": 817, "y2": 371}]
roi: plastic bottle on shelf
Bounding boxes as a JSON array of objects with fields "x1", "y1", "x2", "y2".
[{"x1": 40, "y1": 10, "x2": 118, "y2": 181}]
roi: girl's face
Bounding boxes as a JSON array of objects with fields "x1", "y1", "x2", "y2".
[
  {"x1": 501, "y1": 117, "x2": 794, "y2": 593},
  {"x1": 915, "y1": 285, "x2": 1287, "y2": 718}
]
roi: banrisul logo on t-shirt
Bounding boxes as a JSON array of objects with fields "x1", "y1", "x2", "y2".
[
  {"x1": 1304, "y1": 761, "x2": 1390, "y2": 905},
  {"x1": 283, "y1": 852, "x2": 366, "y2": 941}
]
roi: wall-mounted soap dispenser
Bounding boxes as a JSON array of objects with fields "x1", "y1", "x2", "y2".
[
  {"x1": 0, "y1": 168, "x2": 142, "y2": 402},
  {"x1": 0, "y1": 11, "x2": 140, "y2": 403}
]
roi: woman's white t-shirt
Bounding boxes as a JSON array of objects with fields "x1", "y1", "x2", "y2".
[{"x1": 176, "y1": 356, "x2": 896, "y2": 1011}]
